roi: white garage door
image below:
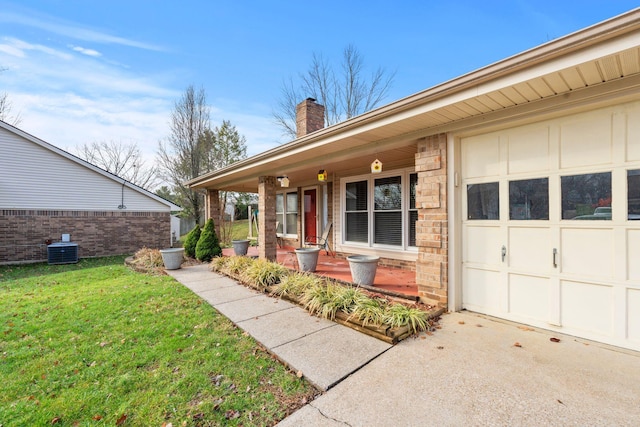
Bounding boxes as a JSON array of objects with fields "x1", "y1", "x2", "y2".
[{"x1": 461, "y1": 102, "x2": 640, "y2": 351}]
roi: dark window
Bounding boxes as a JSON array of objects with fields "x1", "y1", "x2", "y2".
[
  {"x1": 409, "y1": 173, "x2": 418, "y2": 246},
  {"x1": 561, "y1": 172, "x2": 611, "y2": 220},
  {"x1": 509, "y1": 178, "x2": 549, "y2": 220},
  {"x1": 374, "y1": 176, "x2": 402, "y2": 246},
  {"x1": 628, "y1": 170, "x2": 640, "y2": 220},
  {"x1": 467, "y1": 182, "x2": 499, "y2": 220},
  {"x1": 345, "y1": 180, "x2": 368, "y2": 242}
]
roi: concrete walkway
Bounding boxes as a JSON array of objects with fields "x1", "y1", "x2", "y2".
[
  {"x1": 166, "y1": 264, "x2": 391, "y2": 391},
  {"x1": 168, "y1": 264, "x2": 640, "y2": 426}
]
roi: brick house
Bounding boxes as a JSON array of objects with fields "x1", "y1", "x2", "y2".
[
  {"x1": 188, "y1": 9, "x2": 640, "y2": 352},
  {"x1": 0, "y1": 121, "x2": 181, "y2": 264}
]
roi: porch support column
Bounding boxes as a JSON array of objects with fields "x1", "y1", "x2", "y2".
[
  {"x1": 206, "y1": 189, "x2": 222, "y2": 237},
  {"x1": 258, "y1": 176, "x2": 277, "y2": 261},
  {"x1": 415, "y1": 133, "x2": 448, "y2": 308}
]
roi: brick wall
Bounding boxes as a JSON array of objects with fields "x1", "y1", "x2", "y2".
[
  {"x1": 414, "y1": 134, "x2": 448, "y2": 307},
  {"x1": 258, "y1": 176, "x2": 277, "y2": 261},
  {"x1": 0, "y1": 209, "x2": 170, "y2": 264}
]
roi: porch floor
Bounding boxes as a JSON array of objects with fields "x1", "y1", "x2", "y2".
[{"x1": 221, "y1": 246, "x2": 419, "y2": 298}]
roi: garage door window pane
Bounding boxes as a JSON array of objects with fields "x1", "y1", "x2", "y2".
[
  {"x1": 509, "y1": 178, "x2": 549, "y2": 220},
  {"x1": 628, "y1": 170, "x2": 640, "y2": 220},
  {"x1": 561, "y1": 172, "x2": 611, "y2": 220},
  {"x1": 467, "y1": 182, "x2": 499, "y2": 220}
]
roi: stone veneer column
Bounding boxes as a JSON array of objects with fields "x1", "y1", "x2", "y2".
[
  {"x1": 415, "y1": 134, "x2": 448, "y2": 307},
  {"x1": 206, "y1": 189, "x2": 222, "y2": 237},
  {"x1": 258, "y1": 176, "x2": 277, "y2": 261}
]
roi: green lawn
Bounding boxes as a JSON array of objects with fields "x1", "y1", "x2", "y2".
[{"x1": 0, "y1": 257, "x2": 317, "y2": 426}]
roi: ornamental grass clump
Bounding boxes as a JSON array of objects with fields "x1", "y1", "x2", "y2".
[
  {"x1": 131, "y1": 247, "x2": 164, "y2": 269},
  {"x1": 349, "y1": 296, "x2": 386, "y2": 327},
  {"x1": 384, "y1": 304, "x2": 429, "y2": 334},
  {"x1": 271, "y1": 272, "x2": 321, "y2": 299},
  {"x1": 300, "y1": 281, "x2": 342, "y2": 320},
  {"x1": 221, "y1": 255, "x2": 255, "y2": 277},
  {"x1": 332, "y1": 285, "x2": 367, "y2": 314},
  {"x1": 244, "y1": 258, "x2": 289, "y2": 290},
  {"x1": 209, "y1": 255, "x2": 229, "y2": 273}
]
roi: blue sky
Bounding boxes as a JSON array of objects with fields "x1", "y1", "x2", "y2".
[{"x1": 0, "y1": 1, "x2": 638, "y2": 164}]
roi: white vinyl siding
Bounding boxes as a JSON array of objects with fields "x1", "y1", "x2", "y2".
[{"x1": 0, "y1": 128, "x2": 170, "y2": 211}]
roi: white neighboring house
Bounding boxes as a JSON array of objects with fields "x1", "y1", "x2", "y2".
[{"x1": 0, "y1": 121, "x2": 181, "y2": 264}]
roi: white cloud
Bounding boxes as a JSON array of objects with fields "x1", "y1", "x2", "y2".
[
  {"x1": 70, "y1": 45, "x2": 101, "y2": 57},
  {"x1": 0, "y1": 10, "x2": 163, "y2": 51}
]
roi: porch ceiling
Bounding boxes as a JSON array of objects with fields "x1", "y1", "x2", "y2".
[{"x1": 188, "y1": 10, "x2": 640, "y2": 193}]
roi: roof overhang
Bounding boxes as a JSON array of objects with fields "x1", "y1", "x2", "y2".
[{"x1": 188, "y1": 8, "x2": 640, "y2": 193}]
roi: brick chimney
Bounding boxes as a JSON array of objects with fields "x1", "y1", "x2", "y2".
[{"x1": 296, "y1": 98, "x2": 325, "y2": 138}]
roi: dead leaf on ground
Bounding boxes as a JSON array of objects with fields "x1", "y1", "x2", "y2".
[
  {"x1": 476, "y1": 324, "x2": 483, "y2": 327},
  {"x1": 115, "y1": 413, "x2": 127, "y2": 426},
  {"x1": 296, "y1": 370, "x2": 303, "y2": 378},
  {"x1": 458, "y1": 321, "x2": 465, "y2": 325},
  {"x1": 51, "y1": 416, "x2": 62, "y2": 424},
  {"x1": 437, "y1": 346, "x2": 444, "y2": 350},
  {"x1": 557, "y1": 399, "x2": 564, "y2": 405},
  {"x1": 92, "y1": 414, "x2": 103, "y2": 421},
  {"x1": 550, "y1": 337, "x2": 561, "y2": 343},
  {"x1": 225, "y1": 410, "x2": 240, "y2": 420},
  {"x1": 513, "y1": 342, "x2": 522, "y2": 348}
]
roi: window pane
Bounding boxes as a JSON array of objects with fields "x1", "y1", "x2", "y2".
[
  {"x1": 276, "y1": 194, "x2": 284, "y2": 213},
  {"x1": 286, "y1": 213, "x2": 297, "y2": 234},
  {"x1": 345, "y1": 212, "x2": 368, "y2": 243},
  {"x1": 409, "y1": 210, "x2": 418, "y2": 247},
  {"x1": 286, "y1": 192, "x2": 297, "y2": 213},
  {"x1": 374, "y1": 176, "x2": 402, "y2": 210},
  {"x1": 467, "y1": 182, "x2": 499, "y2": 220},
  {"x1": 561, "y1": 172, "x2": 611, "y2": 220},
  {"x1": 409, "y1": 173, "x2": 417, "y2": 210},
  {"x1": 375, "y1": 211, "x2": 402, "y2": 245},
  {"x1": 509, "y1": 178, "x2": 549, "y2": 220},
  {"x1": 629, "y1": 170, "x2": 640, "y2": 220},
  {"x1": 346, "y1": 181, "x2": 368, "y2": 211}
]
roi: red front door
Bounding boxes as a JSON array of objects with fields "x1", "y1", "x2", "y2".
[{"x1": 304, "y1": 189, "x2": 317, "y2": 243}]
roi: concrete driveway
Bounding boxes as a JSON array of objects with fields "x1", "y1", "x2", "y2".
[{"x1": 278, "y1": 311, "x2": 640, "y2": 426}]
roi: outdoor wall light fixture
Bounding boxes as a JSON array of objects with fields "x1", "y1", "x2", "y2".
[
  {"x1": 371, "y1": 159, "x2": 383, "y2": 174},
  {"x1": 317, "y1": 169, "x2": 327, "y2": 182},
  {"x1": 277, "y1": 176, "x2": 290, "y2": 187}
]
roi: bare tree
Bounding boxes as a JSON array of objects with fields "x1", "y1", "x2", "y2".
[
  {"x1": 0, "y1": 66, "x2": 22, "y2": 126},
  {"x1": 75, "y1": 140, "x2": 159, "y2": 190},
  {"x1": 158, "y1": 85, "x2": 211, "y2": 224},
  {"x1": 273, "y1": 44, "x2": 395, "y2": 139}
]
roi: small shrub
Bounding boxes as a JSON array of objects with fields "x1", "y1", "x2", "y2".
[
  {"x1": 244, "y1": 259, "x2": 289, "y2": 290},
  {"x1": 384, "y1": 304, "x2": 429, "y2": 334},
  {"x1": 196, "y1": 219, "x2": 222, "y2": 262},
  {"x1": 183, "y1": 225, "x2": 201, "y2": 258}
]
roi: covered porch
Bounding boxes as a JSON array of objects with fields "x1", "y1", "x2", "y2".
[{"x1": 221, "y1": 245, "x2": 419, "y2": 299}]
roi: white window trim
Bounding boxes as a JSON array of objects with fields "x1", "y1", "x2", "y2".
[{"x1": 340, "y1": 167, "x2": 418, "y2": 252}]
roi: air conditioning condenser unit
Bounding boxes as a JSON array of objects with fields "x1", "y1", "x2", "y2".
[{"x1": 47, "y1": 242, "x2": 79, "y2": 264}]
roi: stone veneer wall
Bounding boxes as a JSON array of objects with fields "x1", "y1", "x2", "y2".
[
  {"x1": 414, "y1": 134, "x2": 448, "y2": 307},
  {"x1": 0, "y1": 209, "x2": 170, "y2": 264}
]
